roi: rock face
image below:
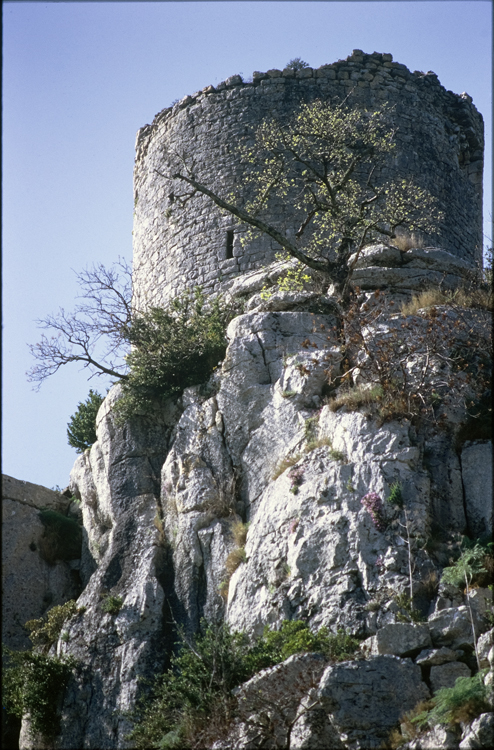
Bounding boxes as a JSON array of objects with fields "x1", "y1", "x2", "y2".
[
  {"x1": 51, "y1": 387, "x2": 180, "y2": 749},
  {"x1": 7, "y1": 256, "x2": 492, "y2": 749}
]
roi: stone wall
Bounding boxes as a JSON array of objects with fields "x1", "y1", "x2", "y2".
[
  {"x1": 1, "y1": 475, "x2": 82, "y2": 652},
  {"x1": 132, "y1": 49, "x2": 483, "y2": 310}
]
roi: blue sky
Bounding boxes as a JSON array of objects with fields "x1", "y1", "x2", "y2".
[{"x1": 3, "y1": 1, "x2": 492, "y2": 489}]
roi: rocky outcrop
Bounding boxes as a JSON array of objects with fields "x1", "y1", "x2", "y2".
[{"x1": 9, "y1": 260, "x2": 491, "y2": 749}]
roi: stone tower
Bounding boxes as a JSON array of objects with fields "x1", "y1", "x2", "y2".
[{"x1": 132, "y1": 50, "x2": 483, "y2": 309}]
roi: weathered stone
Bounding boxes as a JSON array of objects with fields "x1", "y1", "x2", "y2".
[
  {"x1": 402, "y1": 724, "x2": 461, "y2": 749},
  {"x1": 53, "y1": 384, "x2": 178, "y2": 750},
  {"x1": 132, "y1": 56, "x2": 483, "y2": 311},
  {"x1": 290, "y1": 692, "x2": 345, "y2": 749},
  {"x1": 2, "y1": 475, "x2": 82, "y2": 652},
  {"x1": 467, "y1": 588, "x2": 493, "y2": 623},
  {"x1": 430, "y1": 661, "x2": 471, "y2": 692},
  {"x1": 318, "y1": 655, "x2": 430, "y2": 748},
  {"x1": 459, "y1": 713, "x2": 494, "y2": 749},
  {"x1": 461, "y1": 441, "x2": 493, "y2": 538},
  {"x1": 361, "y1": 622, "x2": 432, "y2": 657},
  {"x1": 232, "y1": 654, "x2": 327, "y2": 749},
  {"x1": 477, "y1": 628, "x2": 493, "y2": 669},
  {"x1": 428, "y1": 606, "x2": 476, "y2": 650},
  {"x1": 415, "y1": 646, "x2": 461, "y2": 667}
]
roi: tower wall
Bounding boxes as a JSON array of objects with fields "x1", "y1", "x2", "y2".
[{"x1": 132, "y1": 50, "x2": 483, "y2": 309}]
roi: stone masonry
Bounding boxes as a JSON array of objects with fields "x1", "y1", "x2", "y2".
[{"x1": 132, "y1": 49, "x2": 483, "y2": 310}]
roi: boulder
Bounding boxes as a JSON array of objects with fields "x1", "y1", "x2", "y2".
[
  {"x1": 318, "y1": 655, "x2": 430, "y2": 748},
  {"x1": 428, "y1": 607, "x2": 476, "y2": 650},
  {"x1": 415, "y1": 646, "x2": 461, "y2": 667},
  {"x1": 459, "y1": 713, "x2": 494, "y2": 749},
  {"x1": 401, "y1": 724, "x2": 461, "y2": 749},
  {"x1": 430, "y1": 661, "x2": 471, "y2": 692},
  {"x1": 361, "y1": 622, "x2": 432, "y2": 657},
  {"x1": 476, "y1": 628, "x2": 493, "y2": 669},
  {"x1": 233, "y1": 654, "x2": 327, "y2": 748}
]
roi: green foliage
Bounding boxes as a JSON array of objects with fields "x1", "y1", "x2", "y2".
[
  {"x1": 127, "y1": 620, "x2": 361, "y2": 749},
  {"x1": 412, "y1": 672, "x2": 490, "y2": 728},
  {"x1": 441, "y1": 542, "x2": 488, "y2": 588},
  {"x1": 24, "y1": 600, "x2": 79, "y2": 651},
  {"x1": 387, "y1": 481, "x2": 403, "y2": 508},
  {"x1": 285, "y1": 57, "x2": 310, "y2": 71},
  {"x1": 394, "y1": 593, "x2": 425, "y2": 623},
  {"x1": 2, "y1": 646, "x2": 76, "y2": 740},
  {"x1": 114, "y1": 288, "x2": 238, "y2": 422},
  {"x1": 238, "y1": 99, "x2": 443, "y2": 297},
  {"x1": 67, "y1": 389, "x2": 104, "y2": 452},
  {"x1": 38, "y1": 509, "x2": 82, "y2": 562},
  {"x1": 101, "y1": 595, "x2": 123, "y2": 615},
  {"x1": 304, "y1": 415, "x2": 319, "y2": 444}
]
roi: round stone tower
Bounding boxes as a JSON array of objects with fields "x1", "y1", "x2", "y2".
[{"x1": 132, "y1": 50, "x2": 483, "y2": 309}]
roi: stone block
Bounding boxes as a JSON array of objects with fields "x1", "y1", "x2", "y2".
[
  {"x1": 428, "y1": 606, "x2": 476, "y2": 650},
  {"x1": 476, "y1": 628, "x2": 493, "y2": 669},
  {"x1": 459, "y1": 712, "x2": 494, "y2": 749},
  {"x1": 362, "y1": 622, "x2": 432, "y2": 657},
  {"x1": 430, "y1": 661, "x2": 471, "y2": 692},
  {"x1": 461, "y1": 441, "x2": 493, "y2": 538},
  {"x1": 318, "y1": 655, "x2": 429, "y2": 748},
  {"x1": 415, "y1": 646, "x2": 460, "y2": 667}
]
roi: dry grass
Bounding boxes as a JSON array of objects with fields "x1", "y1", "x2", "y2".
[
  {"x1": 328, "y1": 384, "x2": 383, "y2": 412},
  {"x1": 391, "y1": 233, "x2": 426, "y2": 252},
  {"x1": 401, "y1": 286, "x2": 493, "y2": 316},
  {"x1": 272, "y1": 453, "x2": 303, "y2": 480},
  {"x1": 225, "y1": 546, "x2": 247, "y2": 577},
  {"x1": 305, "y1": 436, "x2": 332, "y2": 453},
  {"x1": 386, "y1": 699, "x2": 434, "y2": 749},
  {"x1": 231, "y1": 520, "x2": 249, "y2": 547}
]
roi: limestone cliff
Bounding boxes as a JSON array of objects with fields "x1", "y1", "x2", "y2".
[{"x1": 5, "y1": 248, "x2": 493, "y2": 750}]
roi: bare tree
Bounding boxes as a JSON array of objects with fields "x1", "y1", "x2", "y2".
[{"x1": 27, "y1": 258, "x2": 132, "y2": 388}]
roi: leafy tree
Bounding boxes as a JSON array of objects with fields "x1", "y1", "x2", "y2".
[
  {"x1": 164, "y1": 98, "x2": 443, "y2": 306},
  {"x1": 67, "y1": 389, "x2": 104, "y2": 452},
  {"x1": 285, "y1": 57, "x2": 310, "y2": 70}
]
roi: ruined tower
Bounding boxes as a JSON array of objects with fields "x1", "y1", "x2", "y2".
[{"x1": 132, "y1": 50, "x2": 483, "y2": 309}]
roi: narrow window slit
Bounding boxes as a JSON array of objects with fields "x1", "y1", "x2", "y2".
[{"x1": 226, "y1": 230, "x2": 234, "y2": 259}]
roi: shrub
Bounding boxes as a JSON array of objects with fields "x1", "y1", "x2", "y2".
[
  {"x1": 38, "y1": 509, "x2": 82, "y2": 563},
  {"x1": 24, "y1": 600, "x2": 79, "y2": 651},
  {"x1": 2, "y1": 646, "x2": 76, "y2": 740},
  {"x1": 288, "y1": 465, "x2": 304, "y2": 494},
  {"x1": 115, "y1": 288, "x2": 239, "y2": 422},
  {"x1": 127, "y1": 619, "x2": 360, "y2": 749},
  {"x1": 412, "y1": 672, "x2": 490, "y2": 728},
  {"x1": 387, "y1": 481, "x2": 403, "y2": 507},
  {"x1": 328, "y1": 384, "x2": 384, "y2": 412},
  {"x1": 67, "y1": 389, "x2": 104, "y2": 452},
  {"x1": 285, "y1": 57, "x2": 310, "y2": 71},
  {"x1": 101, "y1": 595, "x2": 123, "y2": 615}
]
